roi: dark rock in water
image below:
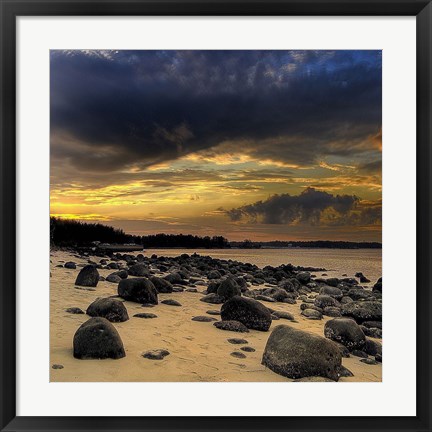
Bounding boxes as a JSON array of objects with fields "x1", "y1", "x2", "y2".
[
  {"x1": 133, "y1": 313, "x2": 157, "y2": 319},
  {"x1": 64, "y1": 261, "x2": 76, "y2": 269},
  {"x1": 227, "y1": 338, "x2": 248, "y2": 344},
  {"x1": 301, "y1": 309, "x2": 322, "y2": 320},
  {"x1": 351, "y1": 349, "x2": 368, "y2": 358},
  {"x1": 271, "y1": 311, "x2": 295, "y2": 321},
  {"x1": 314, "y1": 294, "x2": 340, "y2": 309},
  {"x1": 214, "y1": 320, "x2": 249, "y2": 333},
  {"x1": 73, "y1": 317, "x2": 125, "y2": 360},
  {"x1": 339, "y1": 365, "x2": 354, "y2": 377},
  {"x1": 128, "y1": 263, "x2": 149, "y2": 277},
  {"x1": 86, "y1": 298, "x2": 129, "y2": 322},
  {"x1": 319, "y1": 286, "x2": 343, "y2": 300},
  {"x1": 364, "y1": 338, "x2": 382, "y2": 356},
  {"x1": 52, "y1": 364, "x2": 64, "y2": 369},
  {"x1": 231, "y1": 351, "x2": 246, "y2": 359},
  {"x1": 296, "y1": 271, "x2": 311, "y2": 284},
  {"x1": 341, "y1": 301, "x2": 382, "y2": 323},
  {"x1": 65, "y1": 307, "x2": 84, "y2": 314},
  {"x1": 208, "y1": 270, "x2": 222, "y2": 280},
  {"x1": 217, "y1": 277, "x2": 241, "y2": 301},
  {"x1": 106, "y1": 273, "x2": 122, "y2": 283},
  {"x1": 241, "y1": 346, "x2": 256, "y2": 352},
  {"x1": 142, "y1": 349, "x2": 170, "y2": 360},
  {"x1": 360, "y1": 358, "x2": 379, "y2": 365},
  {"x1": 192, "y1": 316, "x2": 217, "y2": 322},
  {"x1": 324, "y1": 318, "x2": 366, "y2": 350},
  {"x1": 149, "y1": 276, "x2": 173, "y2": 293},
  {"x1": 206, "y1": 309, "x2": 221, "y2": 315},
  {"x1": 323, "y1": 306, "x2": 342, "y2": 317},
  {"x1": 164, "y1": 272, "x2": 184, "y2": 285},
  {"x1": 118, "y1": 278, "x2": 158, "y2": 304},
  {"x1": 372, "y1": 277, "x2": 382, "y2": 293},
  {"x1": 200, "y1": 293, "x2": 224, "y2": 304},
  {"x1": 75, "y1": 265, "x2": 99, "y2": 287},
  {"x1": 262, "y1": 325, "x2": 342, "y2": 381},
  {"x1": 221, "y1": 296, "x2": 272, "y2": 331},
  {"x1": 161, "y1": 299, "x2": 182, "y2": 307}
]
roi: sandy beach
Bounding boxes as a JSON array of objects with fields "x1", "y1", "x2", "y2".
[{"x1": 50, "y1": 249, "x2": 382, "y2": 383}]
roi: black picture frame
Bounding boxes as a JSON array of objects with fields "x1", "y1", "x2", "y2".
[{"x1": 1, "y1": 1, "x2": 431, "y2": 431}]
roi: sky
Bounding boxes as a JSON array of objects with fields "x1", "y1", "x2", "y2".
[{"x1": 50, "y1": 50, "x2": 382, "y2": 242}]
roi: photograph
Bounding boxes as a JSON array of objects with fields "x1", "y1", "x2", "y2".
[{"x1": 49, "y1": 49, "x2": 382, "y2": 382}]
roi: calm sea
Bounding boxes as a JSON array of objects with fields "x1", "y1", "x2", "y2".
[{"x1": 142, "y1": 248, "x2": 382, "y2": 287}]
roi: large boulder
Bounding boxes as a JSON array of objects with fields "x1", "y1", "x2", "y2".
[
  {"x1": 217, "y1": 277, "x2": 241, "y2": 301},
  {"x1": 86, "y1": 298, "x2": 129, "y2": 322},
  {"x1": 118, "y1": 278, "x2": 158, "y2": 304},
  {"x1": 128, "y1": 263, "x2": 149, "y2": 277},
  {"x1": 75, "y1": 265, "x2": 99, "y2": 287},
  {"x1": 324, "y1": 318, "x2": 366, "y2": 350},
  {"x1": 73, "y1": 317, "x2": 125, "y2": 360},
  {"x1": 221, "y1": 296, "x2": 272, "y2": 331},
  {"x1": 341, "y1": 301, "x2": 382, "y2": 323},
  {"x1": 149, "y1": 276, "x2": 173, "y2": 293},
  {"x1": 262, "y1": 325, "x2": 342, "y2": 381}
]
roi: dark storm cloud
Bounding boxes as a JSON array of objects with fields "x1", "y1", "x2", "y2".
[
  {"x1": 51, "y1": 50, "x2": 382, "y2": 172},
  {"x1": 225, "y1": 187, "x2": 380, "y2": 226}
]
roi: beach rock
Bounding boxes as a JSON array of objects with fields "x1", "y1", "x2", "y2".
[
  {"x1": 272, "y1": 311, "x2": 295, "y2": 321},
  {"x1": 75, "y1": 265, "x2": 99, "y2": 287},
  {"x1": 52, "y1": 364, "x2": 64, "y2": 369},
  {"x1": 64, "y1": 261, "x2": 76, "y2": 269},
  {"x1": 324, "y1": 318, "x2": 366, "y2": 350},
  {"x1": 375, "y1": 353, "x2": 382, "y2": 362},
  {"x1": 319, "y1": 286, "x2": 343, "y2": 300},
  {"x1": 206, "y1": 310, "x2": 221, "y2": 315},
  {"x1": 142, "y1": 349, "x2": 170, "y2": 360},
  {"x1": 347, "y1": 288, "x2": 374, "y2": 301},
  {"x1": 128, "y1": 263, "x2": 149, "y2": 277},
  {"x1": 192, "y1": 316, "x2": 217, "y2": 322},
  {"x1": 149, "y1": 276, "x2": 173, "y2": 293},
  {"x1": 227, "y1": 338, "x2": 248, "y2": 344},
  {"x1": 341, "y1": 296, "x2": 354, "y2": 304},
  {"x1": 301, "y1": 309, "x2": 322, "y2": 320},
  {"x1": 86, "y1": 298, "x2": 129, "y2": 322},
  {"x1": 118, "y1": 278, "x2": 158, "y2": 304},
  {"x1": 279, "y1": 279, "x2": 297, "y2": 293},
  {"x1": 263, "y1": 287, "x2": 290, "y2": 302},
  {"x1": 363, "y1": 320, "x2": 382, "y2": 329},
  {"x1": 108, "y1": 262, "x2": 120, "y2": 269},
  {"x1": 323, "y1": 278, "x2": 339, "y2": 287},
  {"x1": 214, "y1": 320, "x2": 249, "y2": 333},
  {"x1": 73, "y1": 317, "x2": 125, "y2": 360},
  {"x1": 351, "y1": 350, "x2": 368, "y2": 358},
  {"x1": 200, "y1": 293, "x2": 224, "y2": 304},
  {"x1": 356, "y1": 272, "x2": 371, "y2": 283},
  {"x1": 114, "y1": 269, "x2": 128, "y2": 279},
  {"x1": 65, "y1": 307, "x2": 84, "y2": 314},
  {"x1": 161, "y1": 299, "x2": 182, "y2": 307},
  {"x1": 360, "y1": 358, "x2": 379, "y2": 365},
  {"x1": 323, "y1": 306, "x2": 342, "y2": 317},
  {"x1": 262, "y1": 325, "x2": 342, "y2": 381},
  {"x1": 106, "y1": 273, "x2": 122, "y2": 284},
  {"x1": 296, "y1": 271, "x2": 311, "y2": 284},
  {"x1": 208, "y1": 270, "x2": 222, "y2": 279},
  {"x1": 314, "y1": 294, "x2": 340, "y2": 309},
  {"x1": 300, "y1": 303, "x2": 322, "y2": 312},
  {"x1": 231, "y1": 351, "x2": 246, "y2": 359},
  {"x1": 241, "y1": 346, "x2": 256, "y2": 352},
  {"x1": 217, "y1": 277, "x2": 241, "y2": 301},
  {"x1": 373, "y1": 277, "x2": 382, "y2": 293},
  {"x1": 133, "y1": 313, "x2": 157, "y2": 319},
  {"x1": 221, "y1": 296, "x2": 272, "y2": 331},
  {"x1": 341, "y1": 301, "x2": 382, "y2": 323},
  {"x1": 361, "y1": 326, "x2": 382, "y2": 338},
  {"x1": 364, "y1": 338, "x2": 382, "y2": 356},
  {"x1": 164, "y1": 272, "x2": 184, "y2": 285},
  {"x1": 255, "y1": 295, "x2": 276, "y2": 303},
  {"x1": 339, "y1": 365, "x2": 354, "y2": 378}
]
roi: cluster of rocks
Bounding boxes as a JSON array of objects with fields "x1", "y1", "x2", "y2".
[{"x1": 62, "y1": 250, "x2": 382, "y2": 380}]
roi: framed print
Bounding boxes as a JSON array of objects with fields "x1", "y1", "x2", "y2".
[{"x1": 1, "y1": 1, "x2": 431, "y2": 431}]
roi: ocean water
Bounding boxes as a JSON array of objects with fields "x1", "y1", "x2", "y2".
[{"x1": 142, "y1": 248, "x2": 382, "y2": 287}]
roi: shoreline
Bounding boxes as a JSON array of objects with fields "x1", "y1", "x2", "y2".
[{"x1": 50, "y1": 248, "x2": 382, "y2": 382}]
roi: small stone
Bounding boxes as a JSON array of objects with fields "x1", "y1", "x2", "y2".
[
  {"x1": 65, "y1": 307, "x2": 84, "y2": 314},
  {"x1": 52, "y1": 364, "x2": 64, "y2": 369},
  {"x1": 133, "y1": 313, "x2": 158, "y2": 319},
  {"x1": 360, "y1": 358, "x2": 379, "y2": 365},
  {"x1": 191, "y1": 316, "x2": 217, "y2": 322},
  {"x1": 142, "y1": 349, "x2": 170, "y2": 360},
  {"x1": 271, "y1": 311, "x2": 295, "y2": 321},
  {"x1": 240, "y1": 346, "x2": 256, "y2": 352},
  {"x1": 161, "y1": 299, "x2": 182, "y2": 306},
  {"x1": 231, "y1": 351, "x2": 246, "y2": 359},
  {"x1": 227, "y1": 338, "x2": 248, "y2": 345},
  {"x1": 206, "y1": 310, "x2": 221, "y2": 315}
]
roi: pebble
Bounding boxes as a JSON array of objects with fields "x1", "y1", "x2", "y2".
[{"x1": 142, "y1": 349, "x2": 170, "y2": 360}]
